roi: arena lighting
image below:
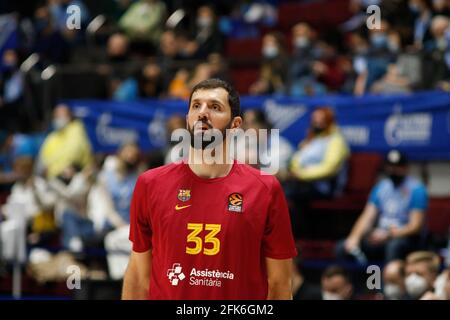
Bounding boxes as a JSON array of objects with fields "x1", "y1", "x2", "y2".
[
  {"x1": 41, "y1": 65, "x2": 56, "y2": 80},
  {"x1": 166, "y1": 9, "x2": 185, "y2": 29},
  {"x1": 20, "y1": 53, "x2": 39, "y2": 73},
  {"x1": 87, "y1": 14, "x2": 106, "y2": 34}
]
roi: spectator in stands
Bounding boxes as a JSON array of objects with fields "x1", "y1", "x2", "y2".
[
  {"x1": 422, "y1": 15, "x2": 450, "y2": 89},
  {"x1": 119, "y1": 0, "x2": 167, "y2": 47},
  {"x1": 32, "y1": 4, "x2": 70, "y2": 65},
  {"x1": 191, "y1": 5, "x2": 224, "y2": 59},
  {"x1": 0, "y1": 49, "x2": 24, "y2": 131},
  {"x1": 288, "y1": 107, "x2": 349, "y2": 238},
  {"x1": 1, "y1": 156, "x2": 57, "y2": 249},
  {"x1": 288, "y1": 23, "x2": 327, "y2": 96},
  {"x1": 38, "y1": 104, "x2": 93, "y2": 179},
  {"x1": 382, "y1": 259, "x2": 408, "y2": 300},
  {"x1": 164, "y1": 114, "x2": 187, "y2": 164},
  {"x1": 409, "y1": 0, "x2": 433, "y2": 49},
  {"x1": 321, "y1": 265, "x2": 354, "y2": 300},
  {"x1": 405, "y1": 251, "x2": 440, "y2": 299},
  {"x1": 207, "y1": 53, "x2": 230, "y2": 82},
  {"x1": 240, "y1": 109, "x2": 294, "y2": 179},
  {"x1": 292, "y1": 258, "x2": 322, "y2": 300},
  {"x1": 157, "y1": 29, "x2": 181, "y2": 91},
  {"x1": 354, "y1": 20, "x2": 396, "y2": 95},
  {"x1": 101, "y1": 142, "x2": 141, "y2": 280},
  {"x1": 48, "y1": 163, "x2": 97, "y2": 252},
  {"x1": 249, "y1": 31, "x2": 289, "y2": 95},
  {"x1": 138, "y1": 60, "x2": 164, "y2": 98},
  {"x1": 105, "y1": 33, "x2": 130, "y2": 64},
  {"x1": 432, "y1": 0, "x2": 450, "y2": 16},
  {"x1": 168, "y1": 63, "x2": 213, "y2": 99},
  {"x1": 336, "y1": 150, "x2": 427, "y2": 263}
]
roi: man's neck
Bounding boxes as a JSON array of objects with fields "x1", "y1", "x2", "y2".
[{"x1": 188, "y1": 145, "x2": 234, "y2": 179}]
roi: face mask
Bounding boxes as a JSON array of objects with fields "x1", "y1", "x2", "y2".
[
  {"x1": 371, "y1": 33, "x2": 388, "y2": 49},
  {"x1": 388, "y1": 173, "x2": 406, "y2": 187},
  {"x1": 197, "y1": 17, "x2": 212, "y2": 28},
  {"x1": 124, "y1": 160, "x2": 139, "y2": 172},
  {"x1": 405, "y1": 273, "x2": 429, "y2": 299},
  {"x1": 384, "y1": 283, "x2": 403, "y2": 300},
  {"x1": 262, "y1": 45, "x2": 279, "y2": 59},
  {"x1": 53, "y1": 117, "x2": 70, "y2": 131},
  {"x1": 387, "y1": 41, "x2": 400, "y2": 53},
  {"x1": 322, "y1": 291, "x2": 342, "y2": 300},
  {"x1": 294, "y1": 36, "x2": 310, "y2": 49},
  {"x1": 312, "y1": 125, "x2": 326, "y2": 135}
]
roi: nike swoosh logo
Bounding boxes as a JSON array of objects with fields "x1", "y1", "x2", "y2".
[{"x1": 175, "y1": 204, "x2": 191, "y2": 211}]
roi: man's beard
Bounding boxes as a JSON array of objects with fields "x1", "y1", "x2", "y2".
[{"x1": 188, "y1": 120, "x2": 231, "y2": 150}]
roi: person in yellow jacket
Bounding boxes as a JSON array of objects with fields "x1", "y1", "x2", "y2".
[
  {"x1": 287, "y1": 106, "x2": 350, "y2": 238},
  {"x1": 38, "y1": 104, "x2": 93, "y2": 179}
]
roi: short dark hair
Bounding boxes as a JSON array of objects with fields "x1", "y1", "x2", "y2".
[
  {"x1": 322, "y1": 265, "x2": 351, "y2": 283},
  {"x1": 189, "y1": 78, "x2": 241, "y2": 118}
]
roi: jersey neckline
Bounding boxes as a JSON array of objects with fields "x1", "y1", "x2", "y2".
[{"x1": 183, "y1": 160, "x2": 238, "y2": 184}]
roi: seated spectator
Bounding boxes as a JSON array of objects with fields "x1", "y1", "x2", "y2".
[
  {"x1": 405, "y1": 251, "x2": 440, "y2": 299},
  {"x1": 164, "y1": 114, "x2": 187, "y2": 164},
  {"x1": 1, "y1": 156, "x2": 57, "y2": 256},
  {"x1": 321, "y1": 265, "x2": 354, "y2": 300},
  {"x1": 288, "y1": 107, "x2": 349, "y2": 238},
  {"x1": 432, "y1": 0, "x2": 450, "y2": 16},
  {"x1": 100, "y1": 142, "x2": 141, "y2": 280},
  {"x1": 422, "y1": 15, "x2": 450, "y2": 88},
  {"x1": 240, "y1": 109, "x2": 294, "y2": 179},
  {"x1": 138, "y1": 60, "x2": 164, "y2": 98},
  {"x1": 354, "y1": 20, "x2": 396, "y2": 95},
  {"x1": 192, "y1": 5, "x2": 224, "y2": 59},
  {"x1": 382, "y1": 259, "x2": 407, "y2": 300},
  {"x1": 47, "y1": 163, "x2": 97, "y2": 252},
  {"x1": 409, "y1": 0, "x2": 433, "y2": 49},
  {"x1": 0, "y1": 49, "x2": 24, "y2": 131},
  {"x1": 38, "y1": 104, "x2": 93, "y2": 179},
  {"x1": 288, "y1": 23, "x2": 327, "y2": 96},
  {"x1": 249, "y1": 31, "x2": 289, "y2": 95},
  {"x1": 168, "y1": 63, "x2": 213, "y2": 99},
  {"x1": 119, "y1": 0, "x2": 167, "y2": 47},
  {"x1": 336, "y1": 150, "x2": 427, "y2": 263}
]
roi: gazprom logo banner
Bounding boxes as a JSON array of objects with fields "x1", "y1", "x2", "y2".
[{"x1": 384, "y1": 111, "x2": 432, "y2": 146}]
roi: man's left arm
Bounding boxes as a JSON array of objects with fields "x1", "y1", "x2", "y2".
[
  {"x1": 266, "y1": 258, "x2": 293, "y2": 300},
  {"x1": 390, "y1": 210, "x2": 424, "y2": 238}
]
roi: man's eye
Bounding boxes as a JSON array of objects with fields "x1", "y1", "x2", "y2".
[
  {"x1": 192, "y1": 104, "x2": 200, "y2": 109},
  {"x1": 212, "y1": 104, "x2": 220, "y2": 110}
]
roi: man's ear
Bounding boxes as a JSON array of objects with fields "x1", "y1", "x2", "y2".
[{"x1": 230, "y1": 116, "x2": 243, "y2": 130}]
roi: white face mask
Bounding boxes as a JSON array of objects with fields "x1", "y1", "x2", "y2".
[
  {"x1": 262, "y1": 45, "x2": 279, "y2": 59},
  {"x1": 383, "y1": 283, "x2": 403, "y2": 300},
  {"x1": 322, "y1": 291, "x2": 342, "y2": 300},
  {"x1": 197, "y1": 17, "x2": 212, "y2": 28},
  {"x1": 53, "y1": 117, "x2": 70, "y2": 131},
  {"x1": 294, "y1": 36, "x2": 310, "y2": 49},
  {"x1": 405, "y1": 273, "x2": 429, "y2": 299}
]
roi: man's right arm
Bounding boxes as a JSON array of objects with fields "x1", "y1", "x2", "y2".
[
  {"x1": 122, "y1": 249, "x2": 152, "y2": 300},
  {"x1": 345, "y1": 203, "x2": 378, "y2": 252}
]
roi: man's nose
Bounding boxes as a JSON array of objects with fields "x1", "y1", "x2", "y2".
[{"x1": 197, "y1": 103, "x2": 209, "y2": 119}]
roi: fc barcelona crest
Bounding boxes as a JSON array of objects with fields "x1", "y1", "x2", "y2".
[{"x1": 178, "y1": 189, "x2": 191, "y2": 202}]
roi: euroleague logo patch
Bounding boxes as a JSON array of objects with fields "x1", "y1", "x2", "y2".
[{"x1": 228, "y1": 193, "x2": 243, "y2": 213}]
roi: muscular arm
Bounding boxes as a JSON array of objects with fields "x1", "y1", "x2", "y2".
[
  {"x1": 122, "y1": 250, "x2": 152, "y2": 300},
  {"x1": 266, "y1": 258, "x2": 293, "y2": 300}
]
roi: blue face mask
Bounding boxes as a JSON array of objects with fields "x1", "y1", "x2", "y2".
[{"x1": 371, "y1": 33, "x2": 388, "y2": 49}]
